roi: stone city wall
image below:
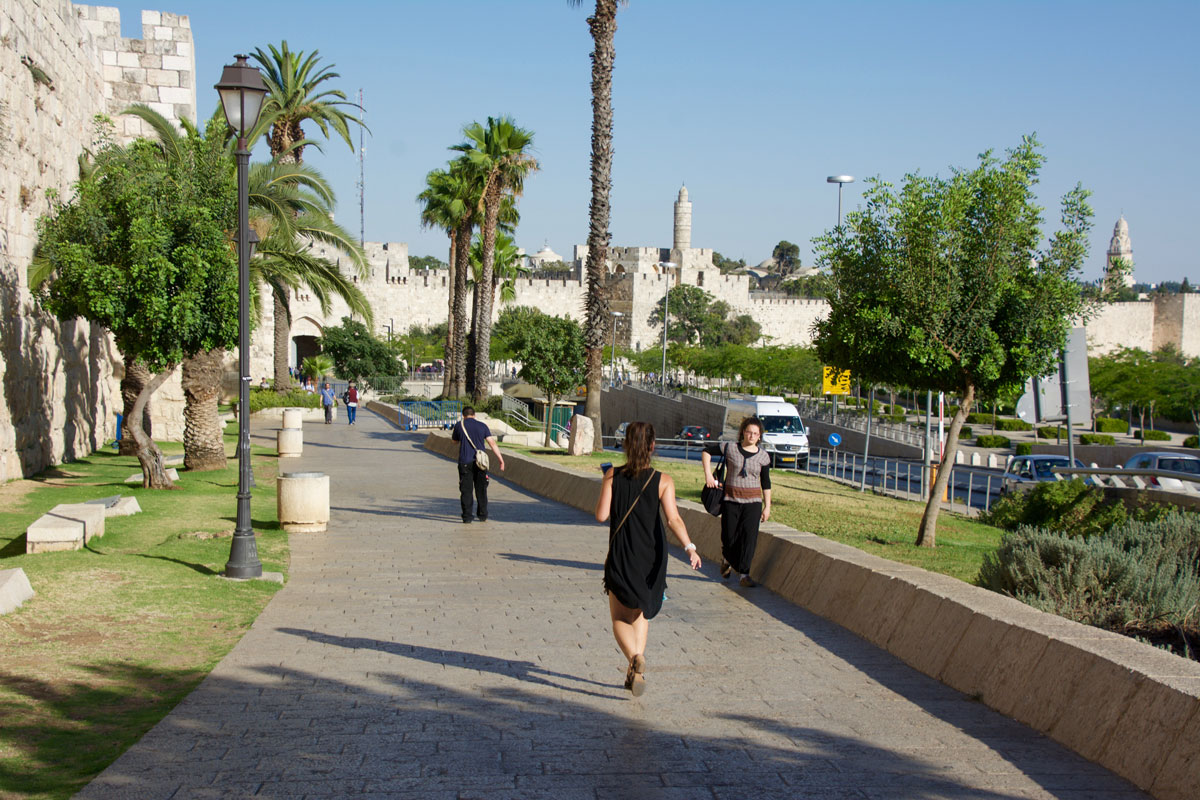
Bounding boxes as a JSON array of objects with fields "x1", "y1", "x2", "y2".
[{"x1": 0, "y1": 1, "x2": 195, "y2": 482}]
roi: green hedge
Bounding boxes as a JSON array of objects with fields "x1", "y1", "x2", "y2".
[
  {"x1": 996, "y1": 418, "x2": 1034, "y2": 431},
  {"x1": 247, "y1": 388, "x2": 320, "y2": 411},
  {"x1": 1016, "y1": 442, "x2": 1033, "y2": 456},
  {"x1": 1036, "y1": 426, "x2": 1069, "y2": 439},
  {"x1": 977, "y1": 512, "x2": 1200, "y2": 640},
  {"x1": 976, "y1": 434, "x2": 1011, "y2": 448},
  {"x1": 1185, "y1": 436, "x2": 1199, "y2": 449},
  {"x1": 1096, "y1": 417, "x2": 1129, "y2": 433},
  {"x1": 1079, "y1": 433, "x2": 1116, "y2": 446},
  {"x1": 1135, "y1": 429, "x2": 1172, "y2": 441},
  {"x1": 958, "y1": 426, "x2": 973, "y2": 439},
  {"x1": 967, "y1": 412, "x2": 995, "y2": 425}
]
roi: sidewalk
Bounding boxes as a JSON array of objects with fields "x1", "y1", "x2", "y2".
[{"x1": 75, "y1": 408, "x2": 1148, "y2": 799}]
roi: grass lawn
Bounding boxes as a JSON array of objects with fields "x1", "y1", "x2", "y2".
[
  {"x1": 502, "y1": 444, "x2": 1004, "y2": 584},
  {"x1": 0, "y1": 432, "x2": 286, "y2": 800}
]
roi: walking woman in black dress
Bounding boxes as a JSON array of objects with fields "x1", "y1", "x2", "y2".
[
  {"x1": 595, "y1": 421, "x2": 702, "y2": 696},
  {"x1": 702, "y1": 416, "x2": 772, "y2": 587}
]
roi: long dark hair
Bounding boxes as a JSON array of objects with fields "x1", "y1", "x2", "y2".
[
  {"x1": 738, "y1": 416, "x2": 763, "y2": 444},
  {"x1": 621, "y1": 421, "x2": 655, "y2": 476}
]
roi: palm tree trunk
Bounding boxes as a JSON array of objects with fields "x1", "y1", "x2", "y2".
[
  {"x1": 127, "y1": 367, "x2": 176, "y2": 489},
  {"x1": 182, "y1": 348, "x2": 228, "y2": 471},
  {"x1": 453, "y1": 220, "x2": 472, "y2": 398},
  {"x1": 119, "y1": 355, "x2": 152, "y2": 455},
  {"x1": 473, "y1": 183, "x2": 503, "y2": 406},
  {"x1": 442, "y1": 233, "x2": 456, "y2": 398},
  {"x1": 582, "y1": 0, "x2": 620, "y2": 449},
  {"x1": 273, "y1": 292, "x2": 293, "y2": 393}
]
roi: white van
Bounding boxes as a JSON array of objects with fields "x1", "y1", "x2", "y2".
[{"x1": 722, "y1": 395, "x2": 809, "y2": 469}]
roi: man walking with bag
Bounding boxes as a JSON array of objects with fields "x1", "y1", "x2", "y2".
[{"x1": 452, "y1": 406, "x2": 505, "y2": 523}]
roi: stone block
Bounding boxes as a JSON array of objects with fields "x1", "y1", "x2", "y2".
[
  {"x1": 567, "y1": 414, "x2": 594, "y2": 456},
  {"x1": 175, "y1": 42, "x2": 192, "y2": 58},
  {"x1": 278, "y1": 428, "x2": 303, "y2": 458},
  {"x1": 48, "y1": 503, "x2": 106, "y2": 542},
  {"x1": 108, "y1": 496, "x2": 142, "y2": 517},
  {"x1": 26, "y1": 514, "x2": 84, "y2": 553},
  {"x1": 125, "y1": 468, "x2": 179, "y2": 483},
  {"x1": 157, "y1": 86, "x2": 191, "y2": 105},
  {"x1": 885, "y1": 591, "x2": 975, "y2": 678},
  {"x1": 153, "y1": 25, "x2": 172, "y2": 40},
  {"x1": 1152, "y1": 702, "x2": 1200, "y2": 800},
  {"x1": 116, "y1": 51, "x2": 139, "y2": 68},
  {"x1": 161, "y1": 54, "x2": 190, "y2": 71},
  {"x1": 1100, "y1": 676, "x2": 1200, "y2": 793},
  {"x1": 0, "y1": 569, "x2": 35, "y2": 615}
]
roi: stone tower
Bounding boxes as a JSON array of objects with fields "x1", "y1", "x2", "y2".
[
  {"x1": 673, "y1": 185, "x2": 692, "y2": 251},
  {"x1": 1106, "y1": 216, "x2": 1135, "y2": 288}
]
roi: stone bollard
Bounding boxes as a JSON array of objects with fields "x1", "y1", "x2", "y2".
[
  {"x1": 277, "y1": 428, "x2": 303, "y2": 458},
  {"x1": 282, "y1": 408, "x2": 304, "y2": 429},
  {"x1": 277, "y1": 471, "x2": 329, "y2": 533}
]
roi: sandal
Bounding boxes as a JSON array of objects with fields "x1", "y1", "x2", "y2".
[
  {"x1": 627, "y1": 654, "x2": 646, "y2": 696},
  {"x1": 720, "y1": 559, "x2": 732, "y2": 579}
]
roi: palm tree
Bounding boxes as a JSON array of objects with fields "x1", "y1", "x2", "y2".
[
  {"x1": 571, "y1": 0, "x2": 626, "y2": 447},
  {"x1": 250, "y1": 41, "x2": 368, "y2": 393},
  {"x1": 123, "y1": 104, "x2": 369, "y2": 470},
  {"x1": 469, "y1": 230, "x2": 529, "y2": 306},
  {"x1": 452, "y1": 117, "x2": 538, "y2": 405}
]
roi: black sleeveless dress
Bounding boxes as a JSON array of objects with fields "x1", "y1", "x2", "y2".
[{"x1": 603, "y1": 469, "x2": 668, "y2": 619}]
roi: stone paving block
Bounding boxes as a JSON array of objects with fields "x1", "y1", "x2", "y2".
[
  {"x1": 25, "y1": 511, "x2": 84, "y2": 553},
  {"x1": 0, "y1": 568, "x2": 35, "y2": 614}
]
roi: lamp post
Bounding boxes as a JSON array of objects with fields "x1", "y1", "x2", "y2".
[
  {"x1": 826, "y1": 175, "x2": 855, "y2": 228},
  {"x1": 609, "y1": 311, "x2": 624, "y2": 386},
  {"x1": 216, "y1": 55, "x2": 267, "y2": 579},
  {"x1": 657, "y1": 261, "x2": 677, "y2": 393}
]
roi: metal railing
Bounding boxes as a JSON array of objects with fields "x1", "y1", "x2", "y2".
[
  {"x1": 398, "y1": 400, "x2": 461, "y2": 429},
  {"x1": 794, "y1": 398, "x2": 927, "y2": 448},
  {"x1": 1051, "y1": 466, "x2": 1200, "y2": 495}
]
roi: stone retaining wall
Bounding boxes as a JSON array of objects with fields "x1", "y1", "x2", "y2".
[{"x1": 423, "y1": 430, "x2": 1200, "y2": 800}]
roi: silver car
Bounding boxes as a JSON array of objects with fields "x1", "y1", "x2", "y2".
[
  {"x1": 1121, "y1": 452, "x2": 1200, "y2": 491},
  {"x1": 1001, "y1": 455, "x2": 1088, "y2": 494}
]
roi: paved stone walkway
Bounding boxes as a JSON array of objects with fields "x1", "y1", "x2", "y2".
[{"x1": 77, "y1": 409, "x2": 1150, "y2": 799}]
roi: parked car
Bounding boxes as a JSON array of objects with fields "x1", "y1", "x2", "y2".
[
  {"x1": 678, "y1": 426, "x2": 711, "y2": 440},
  {"x1": 1000, "y1": 455, "x2": 1088, "y2": 494},
  {"x1": 613, "y1": 421, "x2": 630, "y2": 449},
  {"x1": 1121, "y1": 452, "x2": 1200, "y2": 491}
]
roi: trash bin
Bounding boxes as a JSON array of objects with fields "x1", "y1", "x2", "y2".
[
  {"x1": 282, "y1": 408, "x2": 303, "y2": 430},
  {"x1": 277, "y1": 471, "x2": 329, "y2": 533},
  {"x1": 277, "y1": 428, "x2": 303, "y2": 458}
]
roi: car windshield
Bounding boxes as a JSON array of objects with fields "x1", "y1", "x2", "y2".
[
  {"x1": 1032, "y1": 458, "x2": 1078, "y2": 477},
  {"x1": 760, "y1": 415, "x2": 805, "y2": 434}
]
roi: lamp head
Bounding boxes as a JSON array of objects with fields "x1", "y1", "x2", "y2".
[
  {"x1": 826, "y1": 175, "x2": 855, "y2": 184},
  {"x1": 215, "y1": 55, "x2": 268, "y2": 140}
]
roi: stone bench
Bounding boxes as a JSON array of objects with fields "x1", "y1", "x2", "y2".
[
  {"x1": 0, "y1": 568, "x2": 34, "y2": 615},
  {"x1": 25, "y1": 502, "x2": 106, "y2": 553}
]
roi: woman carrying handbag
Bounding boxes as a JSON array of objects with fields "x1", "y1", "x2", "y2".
[
  {"x1": 595, "y1": 421, "x2": 701, "y2": 696},
  {"x1": 702, "y1": 416, "x2": 772, "y2": 588}
]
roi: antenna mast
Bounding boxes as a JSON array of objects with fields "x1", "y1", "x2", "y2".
[{"x1": 357, "y1": 88, "x2": 365, "y2": 246}]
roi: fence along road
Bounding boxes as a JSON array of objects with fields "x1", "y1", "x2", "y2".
[{"x1": 76, "y1": 408, "x2": 1148, "y2": 798}]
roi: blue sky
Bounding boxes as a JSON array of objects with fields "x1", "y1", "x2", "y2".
[{"x1": 113, "y1": 0, "x2": 1198, "y2": 283}]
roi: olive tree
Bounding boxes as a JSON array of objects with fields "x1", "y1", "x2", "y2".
[{"x1": 813, "y1": 135, "x2": 1093, "y2": 546}]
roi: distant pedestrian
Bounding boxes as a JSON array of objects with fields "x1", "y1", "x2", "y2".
[
  {"x1": 452, "y1": 406, "x2": 505, "y2": 523},
  {"x1": 344, "y1": 382, "x2": 359, "y2": 425},
  {"x1": 596, "y1": 421, "x2": 701, "y2": 696},
  {"x1": 702, "y1": 416, "x2": 771, "y2": 588},
  {"x1": 319, "y1": 382, "x2": 336, "y2": 424}
]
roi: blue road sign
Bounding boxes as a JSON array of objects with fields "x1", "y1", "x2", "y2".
[{"x1": 828, "y1": 433, "x2": 842, "y2": 447}]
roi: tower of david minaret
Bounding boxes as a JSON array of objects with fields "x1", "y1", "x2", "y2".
[
  {"x1": 673, "y1": 185, "x2": 692, "y2": 251},
  {"x1": 1105, "y1": 216, "x2": 1135, "y2": 288}
]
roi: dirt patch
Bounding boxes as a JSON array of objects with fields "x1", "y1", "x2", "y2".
[
  {"x1": 0, "y1": 479, "x2": 38, "y2": 509},
  {"x1": 179, "y1": 529, "x2": 233, "y2": 540}
]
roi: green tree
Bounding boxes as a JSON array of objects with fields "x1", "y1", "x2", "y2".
[
  {"x1": 647, "y1": 285, "x2": 760, "y2": 347},
  {"x1": 492, "y1": 306, "x2": 548, "y2": 361},
  {"x1": 319, "y1": 317, "x2": 398, "y2": 382},
  {"x1": 34, "y1": 137, "x2": 239, "y2": 488},
  {"x1": 469, "y1": 229, "x2": 529, "y2": 305},
  {"x1": 571, "y1": 0, "x2": 627, "y2": 449},
  {"x1": 409, "y1": 255, "x2": 448, "y2": 270},
  {"x1": 249, "y1": 41, "x2": 369, "y2": 393},
  {"x1": 813, "y1": 135, "x2": 1093, "y2": 547},
  {"x1": 302, "y1": 354, "x2": 334, "y2": 381},
  {"x1": 780, "y1": 272, "x2": 834, "y2": 298},
  {"x1": 771, "y1": 240, "x2": 800, "y2": 274},
  {"x1": 452, "y1": 117, "x2": 539, "y2": 405},
  {"x1": 712, "y1": 251, "x2": 747, "y2": 274},
  {"x1": 512, "y1": 315, "x2": 586, "y2": 447}
]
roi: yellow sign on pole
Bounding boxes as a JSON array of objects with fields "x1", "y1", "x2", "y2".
[{"x1": 822, "y1": 366, "x2": 851, "y2": 395}]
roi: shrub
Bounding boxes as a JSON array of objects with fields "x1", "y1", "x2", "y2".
[
  {"x1": 1080, "y1": 433, "x2": 1116, "y2": 446},
  {"x1": 1136, "y1": 429, "x2": 1172, "y2": 441},
  {"x1": 1096, "y1": 417, "x2": 1129, "y2": 433},
  {"x1": 977, "y1": 513, "x2": 1200, "y2": 638},
  {"x1": 976, "y1": 434, "x2": 1011, "y2": 448},
  {"x1": 958, "y1": 426, "x2": 973, "y2": 439},
  {"x1": 996, "y1": 418, "x2": 1034, "y2": 431},
  {"x1": 1015, "y1": 442, "x2": 1033, "y2": 456},
  {"x1": 967, "y1": 413, "x2": 996, "y2": 425},
  {"x1": 1185, "y1": 436, "x2": 1199, "y2": 449},
  {"x1": 1037, "y1": 426, "x2": 1069, "y2": 439},
  {"x1": 247, "y1": 388, "x2": 320, "y2": 411}
]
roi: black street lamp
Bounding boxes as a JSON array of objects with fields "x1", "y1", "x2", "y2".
[{"x1": 216, "y1": 55, "x2": 267, "y2": 579}]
